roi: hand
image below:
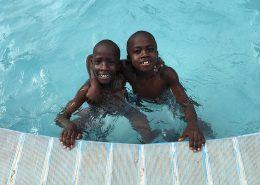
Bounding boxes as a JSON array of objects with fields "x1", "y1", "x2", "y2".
[
  {"x1": 154, "y1": 57, "x2": 165, "y2": 72},
  {"x1": 60, "y1": 122, "x2": 82, "y2": 150},
  {"x1": 178, "y1": 124, "x2": 205, "y2": 152},
  {"x1": 86, "y1": 78, "x2": 102, "y2": 104}
]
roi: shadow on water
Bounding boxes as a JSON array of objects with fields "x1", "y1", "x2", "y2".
[{"x1": 242, "y1": 0, "x2": 260, "y2": 11}]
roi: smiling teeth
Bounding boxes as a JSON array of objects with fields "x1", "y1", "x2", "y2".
[
  {"x1": 141, "y1": 60, "x2": 150, "y2": 64},
  {"x1": 99, "y1": 74, "x2": 109, "y2": 78}
]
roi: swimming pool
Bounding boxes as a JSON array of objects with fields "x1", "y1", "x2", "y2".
[{"x1": 1, "y1": 0, "x2": 260, "y2": 142}]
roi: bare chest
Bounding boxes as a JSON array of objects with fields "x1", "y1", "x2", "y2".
[{"x1": 131, "y1": 77, "x2": 167, "y2": 100}]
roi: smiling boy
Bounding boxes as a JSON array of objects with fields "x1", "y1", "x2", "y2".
[{"x1": 126, "y1": 31, "x2": 205, "y2": 151}]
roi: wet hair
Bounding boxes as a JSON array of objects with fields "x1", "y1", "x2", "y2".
[
  {"x1": 93, "y1": 39, "x2": 120, "y2": 59},
  {"x1": 126, "y1": 31, "x2": 157, "y2": 53}
]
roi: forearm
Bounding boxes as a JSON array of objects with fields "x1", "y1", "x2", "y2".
[
  {"x1": 56, "y1": 84, "x2": 86, "y2": 129},
  {"x1": 181, "y1": 101, "x2": 198, "y2": 126},
  {"x1": 126, "y1": 108, "x2": 154, "y2": 143},
  {"x1": 55, "y1": 109, "x2": 74, "y2": 128}
]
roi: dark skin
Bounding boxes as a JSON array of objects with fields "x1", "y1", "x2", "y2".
[
  {"x1": 56, "y1": 41, "x2": 156, "y2": 149},
  {"x1": 86, "y1": 32, "x2": 205, "y2": 152}
]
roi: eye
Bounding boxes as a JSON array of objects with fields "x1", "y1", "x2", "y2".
[
  {"x1": 147, "y1": 47, "x2": 154, "y2": 52},
  {"x1": 107, "y1": 60, "x2": 116, "y2": 66},
  {"x1": 93, "y1": 59, "x2": 101, "y2": 65},
  {"x1": 134, "y1": 49, "x2": 141, "y2": 54}
]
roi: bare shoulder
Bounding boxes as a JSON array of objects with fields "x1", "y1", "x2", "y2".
[
  {"x1": 160, "y1": 66, "x2": 179, "y2": 85},
  {"x1": 74, "y1": 81, "x2": 89, "y2": 100},
  {"x1": 121, "y1": 60, "x2": 136, "y2": 81},
  {"x1": 61, "y1": 81, "x2": 89, "y2": 116},
  {"x1": 121, "y1": 60, "x2": 133, "y2": 72}
]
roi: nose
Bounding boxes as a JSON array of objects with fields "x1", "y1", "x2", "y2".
[
  {"x1": 100, "y1": 61, "x2": 109, "y2": 70},
  {"x1": 141, "y1": 49, "x2": 148, "y2": 58}
]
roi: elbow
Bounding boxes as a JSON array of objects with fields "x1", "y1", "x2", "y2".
[
  {"x1": 54, "y1": 115, "x2": 61, "y2": 127},
  {"x1": 54, "y1": 114, "x2": 64, "y2": 128}
]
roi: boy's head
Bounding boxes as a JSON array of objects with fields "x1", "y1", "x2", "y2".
[
  {"x1": 92, "y1": 40, "x2": 120, "y2": 84},
  {"x1": 127, "y1": 31, "x2": 158, "y2": 72}
]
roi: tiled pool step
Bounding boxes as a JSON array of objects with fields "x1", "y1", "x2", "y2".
[{"x1": 0, "y1": 128, "x2": 259, "y2": 185}]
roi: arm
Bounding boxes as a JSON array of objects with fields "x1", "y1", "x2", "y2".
[
  {"x1": 121, "y1": 59, "x2": 137, "y2": 83},
  {"x1": 163, "y1": 67, "x2": 205, "y2": 151},
  {"x1": 85, "y1": 54, "x2": 102, "y2": 104},
  {"x1": 55, "y1": 81, "x2": 89, "y2": 149},
  {"x1": 124, "y1": 106, "x2": 158, "y2": 143}
]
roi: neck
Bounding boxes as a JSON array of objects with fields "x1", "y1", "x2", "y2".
[
  {"x1": 135, "y1": 69, "x2": 156, "y2": 79},
  {"x1": 101, "y1": 83, "x2": 113, "y2": 89}
]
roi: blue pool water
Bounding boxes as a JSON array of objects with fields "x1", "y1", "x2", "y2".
[{"x1": 0, "y1": 0, "x2": 260, "y2": 143}]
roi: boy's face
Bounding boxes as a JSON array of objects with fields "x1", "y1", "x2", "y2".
[
  {"x1": 92, "y1": 45, "x2": 119, "y2": 84},
  {"x1": 128, "y1": 34, "x2": 158, "y2": 72}
]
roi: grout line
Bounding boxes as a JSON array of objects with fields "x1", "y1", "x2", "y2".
[
  {"x1": 232, "y1": 138, "x2": 247, "y2": 185},
  {"x1": 73, "y1": 141, "x2": 83, "y2": 185},
  {"x1": 40, "y1": 138, "x2": 54, "y2": 185},
  {"x1": 105, "y1": 143, "x2": 113, "y2": 185},
  {"x1": 7, "y1": 133, "x2": 25, "y2": 185},
  {"x1": 170, "y1": 143, "x2": 179, "y2": 185},
  {"x1": 138, "y1": 145, "x2": 146, "y2": 185},
  {"x1": 202, "y1": 144, "x2": 213, "y2": 185}
]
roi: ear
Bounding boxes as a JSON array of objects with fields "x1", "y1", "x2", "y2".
[
  {"x1": 127, "y1": 55, "x2": 130, "y2": 60},
  {"x1": 86, "y1": 54, "x2": 93, "y2": 74},
  {"x1": 116, "y1": 60, "x2": 121, "y2": 72},
  {"x1": 116, "y1": 65, "x2": 120, "y2": 72}
]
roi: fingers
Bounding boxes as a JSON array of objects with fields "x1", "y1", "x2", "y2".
[
  {"x1": 64, "y1": 130, "x2": 72, "y2": 149},
  {"x1": 76, "y1": 132, "x2": 82, "y2": 140},
  {"x1": 189, "y1": 132, "x2": 195, "y2": 151},
  {"x1": 60, "y1": 129, "x2": 83, "y2": 150},
  {"x1": 191, "y1": 132, "x2": 205, "y2": 152},
  {"x1": 69, "y1": 132, "x2": 76, "y2": 149},
  {"x1": 60, "y1": 130, "x2": 75, "y2": 150},
  {"x1": 178, "y1": 132, "x2": 187, "y2": 142},
  {"x1": 179, "y1": 129, "x2": 206, "y2": 152},
  {"x1": 178, "y1": 137, "x2": 185, "y2": 141},
  {"x1": 197, "y1": 134, "x2": 202, "y2": 151},
  {"x1": 59, "y1": 130, "x2": 65, "y2": 142},
  {"x1": 60, "y1": 130, "x2": 68, "y2": 144},
  {"x1": 202, "y1": 135, "x2": 206, "y2": 145}
]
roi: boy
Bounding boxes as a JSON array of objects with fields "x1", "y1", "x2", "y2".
[
  {"x1": 55, "y1": 39, "x2": 157, "y2": 149},
  {"x1": 86, "y1": 31, "x2": 205, "y2": 152}
]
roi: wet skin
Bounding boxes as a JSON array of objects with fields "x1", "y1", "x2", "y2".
[
  {"x1": 56, "y1": 42, "x2": 156, "y2": 149},
  {"x1": 127, "y1": 33, "x2": 205, "y2": 151},
  {"x1": 86, "y1": 33, "x2": 205, "y2": 151},
  {"x1": 128, "y1": 34, "x2": 158, "y2": 73},
  {"x1": 92, "y1": 44, "x2": 119, "y2": 85},
  {"x1": 56, "y1": 44, "x2": 120, "y2": 149}
]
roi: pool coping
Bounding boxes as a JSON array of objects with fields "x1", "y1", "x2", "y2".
[{"x1": 0, "y1": 128, "x2": 259, "y2": 185}]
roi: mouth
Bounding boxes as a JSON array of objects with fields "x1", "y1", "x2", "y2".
[
  {"x1": 139, "y1": 60, "x2": 151, "y2": 66},
  {"x1": 98, "y1": 74, "x2": 110, "y2": 78},
  {"x1": 97, "y1": 73, "x2": 112, "y2": 82}
]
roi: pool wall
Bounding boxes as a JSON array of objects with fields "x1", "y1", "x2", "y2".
[{"x1": 0, "y1": 128, "x2": 259, "y2": 185}]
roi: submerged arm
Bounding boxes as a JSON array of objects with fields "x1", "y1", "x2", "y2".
[
  {"x1": 55, "y1": 81, "x2": 89, "y2": 149},
  {"x1": 124, "y1": 107, "x2": 158, "y2": 143},
  {"x1": 163, "y1": 67, "x2": 205, "y2": 151}
]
